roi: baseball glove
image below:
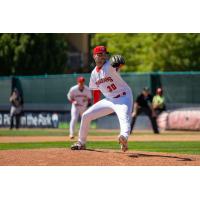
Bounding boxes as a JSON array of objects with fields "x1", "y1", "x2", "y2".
[{"x1": 109, "y1": 55, "x2": 125, "y2": 68}]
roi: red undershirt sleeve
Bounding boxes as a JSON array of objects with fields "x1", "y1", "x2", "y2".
[{"x1": 93, "y1": 90, "x2": 101, "y2": 104}]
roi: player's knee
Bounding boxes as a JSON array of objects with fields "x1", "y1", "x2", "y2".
[{"x1": 81, "y1": 111, "x2": 92, "y2": 122}]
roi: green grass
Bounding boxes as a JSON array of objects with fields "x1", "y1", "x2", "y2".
[
  {"x1": 58, "y1": 122, "x2": 97, "y2": 129},
  {"x1": 1, "y1": 129, "x2": 200, "y2": 136},
  {"x1": 1, "y1": 129, "x2": 200, "y2": 155},
  {"x1": 0, "y1": 129, "x2": 117, "y2": 136},
  {"x1": 0, "y1": 141, "x2": 200, "y2": 155}
]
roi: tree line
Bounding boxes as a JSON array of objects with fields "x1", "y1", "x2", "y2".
[
  {"x1": 92, "y1": 33, "x2": 200, "y2": 72},
  {"x1": 1, "y1": 33, "x2": 200, "y2": 76},
  {"x1": 0, "y1": 33, "x2": 68, "y2": 75}
]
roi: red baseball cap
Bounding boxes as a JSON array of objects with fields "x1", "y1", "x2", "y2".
[
  {"x1": 77, "y1": 76, "x2": 85, "y2": 83},
  {"x1": 93, "y1": 46, "x2": 108, "y2": 55}
]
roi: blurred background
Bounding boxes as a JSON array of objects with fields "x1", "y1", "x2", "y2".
[
  {"x1": 1, "y1": 33, "x2": 200, "y2": 75},
  {"x1": 0, "y1": 33, "x2": 200, "y2": 130}
]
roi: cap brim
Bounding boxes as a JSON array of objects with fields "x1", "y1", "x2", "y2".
[{"x1": 94, "y1": 51, "x2": 109, "y2": 54}]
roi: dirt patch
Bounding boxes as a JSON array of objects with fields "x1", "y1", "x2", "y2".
[
  {"x1": 0, "y1": 148, "x2": 199, "y2": 166},
  {"x1": 1, "y1": 134, "x2": 200, "y2": 143}
]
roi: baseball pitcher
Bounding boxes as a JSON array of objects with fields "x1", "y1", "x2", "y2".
[{"x1": 71, "y1": 46, "x2": 133, "y2": 152}]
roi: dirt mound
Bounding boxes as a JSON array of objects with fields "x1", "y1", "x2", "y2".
[{"x1": 0, "y1": 148, "x2": 199, "y2": 166}]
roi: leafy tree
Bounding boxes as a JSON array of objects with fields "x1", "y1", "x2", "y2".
[
  {"x1": 0, "y1": 34, "x2": 68, "y2": 75},
  {"x1": 92, "y1": 33, "x2": 200, "y2": 72}
]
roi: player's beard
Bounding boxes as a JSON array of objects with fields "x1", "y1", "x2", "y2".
[{"x1": 95, "y1": 57, "x2": 106, "y2": 67}]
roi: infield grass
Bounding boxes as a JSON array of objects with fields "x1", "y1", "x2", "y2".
[
  {"x1": 0, "y1": 141, "x2": 200, "y2": 155},
  {"x1": 0, "y1": 129, "x2": 200, "y2": 136},
  {"x1": 0, "y1": 129, "x2": 117, "y2": 136},
  {"x1": 1, "y1": 129, "x2": 200, "y2": 155}
]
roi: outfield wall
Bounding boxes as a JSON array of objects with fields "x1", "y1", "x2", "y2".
[
  {"x1": 1, "y1": 72, "x2": 200, "y2": 112},
  {"x1": 1, "y1": 72, "x2": 200, "y2": 129}
]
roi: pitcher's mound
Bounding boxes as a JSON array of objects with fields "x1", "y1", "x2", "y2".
[{"x1": 0, "y1": 148, "x2": 200, "y2": 166}]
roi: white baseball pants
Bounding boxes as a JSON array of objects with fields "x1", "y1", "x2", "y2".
[
  {"x1": 78, "y1": 92, "x2": 133, "y2": 145},
  {"x1": 70, "y1": 104, "x2": 87, "y2": 137}
]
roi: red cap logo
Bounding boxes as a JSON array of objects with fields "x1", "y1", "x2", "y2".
[
  {"x1": 93, "y1": 46, "x2": 108, "y2": 54},
  {"x1": 77, "y1": 76, "x2": 85, "y2": 83}
]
